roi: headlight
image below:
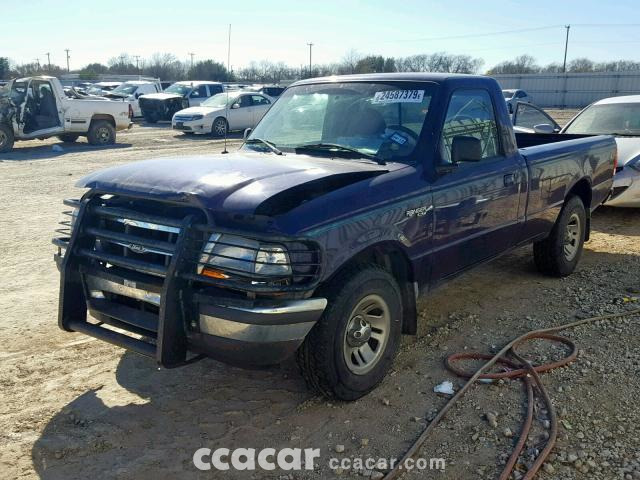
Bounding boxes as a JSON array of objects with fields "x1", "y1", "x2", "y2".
[
  {"x1": 199, "y1": 233, "x2": 292, "y2": 277},
  {"x1": 190, "y1": 114, "x2": 204, "y2": 121}
]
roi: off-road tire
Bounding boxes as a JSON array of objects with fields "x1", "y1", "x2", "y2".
[
  {"x1": 212, "y1": 117, "x2": 228, "y2": 137},
  {"x1": 296, "y1": 265, "x2": 403, "y2": 400},
  {"x1": 533, "y1": 195, "x2": 586, "y2": 277},
  {"x1": 58, "y1": 134, "x2": 80, "y2": 143},
  {"x1": 87, "y1": 120, "x2": 115, "y2": 146},
  {"x1": 0, "y1": 124, "x2": 14, "y2": 153},
  {"x1": 144, "y1": 113, "x2": 158, "y2": 124}
]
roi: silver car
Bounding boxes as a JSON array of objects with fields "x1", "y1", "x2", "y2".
[{"x1": 562, "y1": 95, "x2": 640, "y2": 207}]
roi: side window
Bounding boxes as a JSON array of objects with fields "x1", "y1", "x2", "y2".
[
  {"x1": 210, "y1": 85, "x2": 223, "y2": 95},
  {"x1": 440, "y1": 89, "x2": 501, "y2": 164},
  {"x1": 238, "y1": 95, "x2": 252, "y2": 108},
  {"x1": 514, "y1": 103, "x2": 557, "y2": 130},
  {"x1": 251, "y1": 95, "x2": 270, "y2": 106},
  {"x1": 191, "y1": 85, "x2": 208, "y2": 98},
  {"x1": 516, "y1": 91, "x2": 526, "y2": 98}
]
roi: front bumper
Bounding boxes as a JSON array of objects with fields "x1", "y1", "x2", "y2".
[
  {"x1": 604, "y1": 168, "x2": 640, "y2": 207},
  {"x1": 172, "y1": 120, "x2": 209, "y2": 134},
  {"x1": 55, "y1": 198, "x2": 325, "y2": 368}
]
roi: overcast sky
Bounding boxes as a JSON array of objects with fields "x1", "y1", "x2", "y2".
[{"x1": 4, "y1": 0, "x2": 640, "y2": 71}]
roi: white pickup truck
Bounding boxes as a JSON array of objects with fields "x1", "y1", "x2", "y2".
[{"x1": 0, "y1": 76, "x2": 131, "y2": 153}]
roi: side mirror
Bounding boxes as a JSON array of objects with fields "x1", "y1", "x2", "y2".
[
  {"x1": 451, "y1": 135, "x2": 482, "y2": 163},
  {"x1": 135, "y1": 93, "x2": 142, "y2": 99},
  {"x1": 243, "y1": 128, "x2": 252, "y2": 140},
  {"x1": 231, "y1": 103, "x2": 240, "y2": 109},
  {"x1": 533, "y1": 123, "x2": 555, "y2": 134}
]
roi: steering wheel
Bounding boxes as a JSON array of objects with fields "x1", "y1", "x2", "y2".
[{"x1": 386, "y1": 125, "x2": 419, "y2": 142}]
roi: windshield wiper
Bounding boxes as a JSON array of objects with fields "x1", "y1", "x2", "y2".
[
  {"x1": 295, "y1": 143, "x2": 385, "y2": 165},
  {"x1": 244, "y1": 137, "x2": 283, "y2": 155}
]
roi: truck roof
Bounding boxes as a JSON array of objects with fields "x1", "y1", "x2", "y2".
[
  {"x1": 291, "y1": 72, "x2": 497, "y2": 87},
  {"x1": 174, "y1": 80, "x2": 222, "y2": 86}
]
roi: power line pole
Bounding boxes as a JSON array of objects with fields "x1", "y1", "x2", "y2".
[
  {"x1": 227, "y1": 24, "x2": 231, "y2": 76},
  {"x1": 45, "y1": 52, "x2": 51, "y2": 72},
  {"x1": 64, "y1": 49, "x2": 70, "y2": 72},
  {"x1": 35, "y1": 58, "x2": 40, "y2": 70},
  {"x1": 188, "y1": 52, "x2": 195, "y2": 70},
  {"x1": 134, "y1": 55, "x2": 140, "y2": 73},
  {"x1": 562, "y1": 24, "x2": 570, "y2": 73},
  {"x1": 307, "y1": 43, "x2": 313, "y2": 78}
]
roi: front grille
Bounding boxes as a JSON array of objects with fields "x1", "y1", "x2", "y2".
[{"x1": 173, "y1": 115, "x2": 193, "y2": 122}]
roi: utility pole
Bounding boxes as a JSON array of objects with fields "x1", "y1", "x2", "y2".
[
  {"x1": 227, "y1": 24, "x2": 231, "y2": 77},
  {"x1": 64, "y1": 49, "x2": 70, "y2": 72},
  {"x1": 45, "y1": 52, "x2": 51, "y2": 72},
  {"x1": 562, "y1": 25, "x2": 570, "y2": 73},
  {"x1": 134, "y1": 55, "x2": 140, "y2": 73},
  {"x1": 188, "y1": 52, "x2": 195, "y2": 70},
  {"x1": 307, "y1": 43, "x2": 314, "y2": 78},
  {"x1": 35, "y1": 58, "x2": 40, "y2": 71}
]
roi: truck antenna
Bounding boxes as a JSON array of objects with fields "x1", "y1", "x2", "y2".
[{"x1": 222, "y1": 23, "x2": 231, "y2": 154}]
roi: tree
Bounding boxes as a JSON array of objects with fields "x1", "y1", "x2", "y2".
[
  {"x1": 142, "y1": 53, "x2": 184, "y2": 81},
  {"x1": 108, "y1": 54, "x2": 138, "y2": 75},
  {"x1": 395, "y1": 52, "x2": 483, "y2": 73},
  {"x1": 0, "y1": 57, "x2": 10, "y2": 79},
  {"x1": 487, "y1": 55, "x2": 539, "y2": 74},
  {"x1": 568, "y1": 58, "x2": 595, "y2": 73},
  {"x1": 338, "y1": 49, "x2": 363, "y2": 74},
  {"x1": 187, "y1": 60, "x2": 232, "y2": 81}
]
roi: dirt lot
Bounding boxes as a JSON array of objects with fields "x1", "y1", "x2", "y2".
[{"x1": 1, "y1": 116, "x2": 639, "y2": 480}]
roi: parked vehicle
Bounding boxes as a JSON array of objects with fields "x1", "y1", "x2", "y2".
[
  {"x1": 246, "y1": 85, "x2": 285, "y2": 99},
  {"x1": 512, "y1": 102, "x2": 560, "y2": 133},
  {"x1": 557, "y1": 95, "x2": 640, "y2": 207},
  {"x1": 503, "y1": 89, "x2": 531, "y2": 113},
  {"x1": 54, "y1": 73, "x2": 615, "y2": 400},
  {"x1": 104, "y1": 80, "x2": 162, "y2": 117},
  {"x1": 172, "y1": 91, "x2": 272, "y2": 136},
  {"x1": 86, "y1": 82, "x2": 122, "y2": 96},
  {"x1": 139, "y1": 81, "x2": 224, "y2": 123},
  {"x1": 0, "y1": 76, "x2": 131, "y2": 153}
]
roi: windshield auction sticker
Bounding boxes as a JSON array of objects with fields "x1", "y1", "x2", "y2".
[{"x1": 372, "y1": 90, "x2": 424, "y2": 103}]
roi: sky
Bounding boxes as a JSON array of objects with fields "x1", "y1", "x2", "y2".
[{"x1": 3, "y1": 0, "x2": 640, "y2": 72}]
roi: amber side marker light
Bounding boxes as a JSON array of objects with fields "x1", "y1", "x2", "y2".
[{"x1": 201, "y1": 268, "x2": 230, "y2": 279}]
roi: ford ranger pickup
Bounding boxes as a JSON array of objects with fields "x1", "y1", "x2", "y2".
[
  {"x1": 0, "y1": 76, "x2": 131, "y2": 153},
  {"x1": 54, "y1": 73, "x2": 616, "y2": 400}
]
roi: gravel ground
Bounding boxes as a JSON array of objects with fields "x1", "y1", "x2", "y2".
[{"x1": 1, "y1": 115, "x2": 639, "y2": 480}]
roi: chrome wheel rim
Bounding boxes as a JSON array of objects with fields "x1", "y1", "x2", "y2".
[
  {"x1": 96, "y1": 127, "x2": 111, "y2": 143},
  {"x1": 563, "y1": 212, "x2": 581, "y2": 261},
  {"x1": 214, "y1": 119, "x2": 226, "y2": 135},
  {"x1": 0, "y1": 130, "x2": 7, "y2": 147},
  {"x1": 343, "y1": 294, "x2": 390, "y2": 375}
]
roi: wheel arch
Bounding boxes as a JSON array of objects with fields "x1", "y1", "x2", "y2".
[
  {"x1": 320, "y1": 241, "x2": 418, "y2": 335},
  {"x1": 566, "y1": 177, "x2": 592, "y2": 240},
  {"x1": 90, "y1": 114, "x2": 115, "y2": 128}
]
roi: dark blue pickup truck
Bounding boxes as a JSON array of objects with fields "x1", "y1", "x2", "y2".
[{"x1": 54, "y1": 73, "x2": 616, "y2": 400}]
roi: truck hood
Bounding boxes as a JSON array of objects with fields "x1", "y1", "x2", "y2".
[
  {"x1": 140, "y1": 92, "x2": 184, "y2": 101},
  {"x1": 614, "y1": 136, "x2": 640, "y2": 166},
  {"x1": 78, "y1": 152, "x2": 393, "y2": 215}
]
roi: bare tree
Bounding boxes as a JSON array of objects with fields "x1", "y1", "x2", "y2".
[{"x1": 487, "y1": 55, "x2": 539, "y2": 74}]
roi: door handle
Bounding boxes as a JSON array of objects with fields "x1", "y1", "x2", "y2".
[{"x1": 504, "y1": 173, "x2": 516, "y2": 187}]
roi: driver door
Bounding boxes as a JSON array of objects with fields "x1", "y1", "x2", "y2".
[
  {"x1": 188, "y1": 84, "x2": 210, "y2": 107},
  {"x1": 17, "y1": 79, "x2": 64, "y2": 137},
  {"x1": 512, "y1": 103, "x2": 560, "y2": 132},
  {"x1": 227, "y1": 94, "x2": 254, "y2": 130}
]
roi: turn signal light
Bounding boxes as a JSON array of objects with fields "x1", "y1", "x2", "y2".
[{"x1": 201, "y1": 268, "x2": 230, "y2": 279}]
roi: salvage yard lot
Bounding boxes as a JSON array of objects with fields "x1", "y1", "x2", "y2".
[{"x1": 1, "y1": 115, "x2": 639, "y2": 479}]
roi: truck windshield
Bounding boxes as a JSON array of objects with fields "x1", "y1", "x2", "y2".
[
  {"x1": 564, "y1": 103, "x2": 640, "y2": 136},
  {"x1": 245, "y1": 81, "x2": 436, "y2": 163},
  {"x1": 165, "y1": 84, "x2": 191, "y2": 96},
  {"x1": 112, "y1": 83, "x2": 138, "y2": 95}
]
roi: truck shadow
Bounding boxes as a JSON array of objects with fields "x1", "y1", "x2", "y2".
[
  {"x1": 0, "y1": 143, "x2": 132, "y2": 161},
  {"x1": 30, "y1": 246, "x2": 640, "y2": 479},
  {"x1": 591, "y1": 206, "x2": 640, "y2": 237}
]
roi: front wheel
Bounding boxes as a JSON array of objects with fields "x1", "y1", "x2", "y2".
[
  {"x1": 0, "y1": 124, "x2": 14, "y2": 153},
  {"x1": 211, "y1": 117, "x2": 228, "y2": 137},
  {"x1": 533, "y1": 196, "x2": 586, "y2": 277},
  {"x1": 296, "y1": 265, "x2": 403, "y2": 400}
]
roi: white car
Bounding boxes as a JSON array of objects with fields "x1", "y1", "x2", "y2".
[
  {"x1": 511, "y1": 102, "x2": 560, "y2": 134},
  {"x1": 172, "y1": 92, "x2": 273, "y2": 136},
  {"x1": 105, "y1": 80, "x2": 162, "y2": 117},
  {"x1": 503, "y1": 89, "x2": 531, "y2": 114},
  {"x1": 561, "y1": 95, "x2": 640, "y2": 207}
]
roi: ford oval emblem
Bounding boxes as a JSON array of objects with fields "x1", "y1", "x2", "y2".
[{"x1": 128, "y1": 243, "x2": 147, "y2": 254}]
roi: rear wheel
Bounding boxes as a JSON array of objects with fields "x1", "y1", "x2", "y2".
[
  {"x1": 58, "y1": 134, "x2": 79, "y2": 143},
  {"x1": 212, "y1": 117, "x2": 228, "y2": 137},
  {"x1": 0, "y1": 124, "x2": 14, "y2": 153},
  {"x1": 87, "y1": 120, "x2": 115, "y2": 146},
  {"x1": 533, "y1": 196, "x2": 586, "y2": 277},
  {"x1": 144, "y1": 113, "x2": 158, "y2": 124},
  {"x1": 296, "y1": 265, "x2": 403, "y2": 400}
]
